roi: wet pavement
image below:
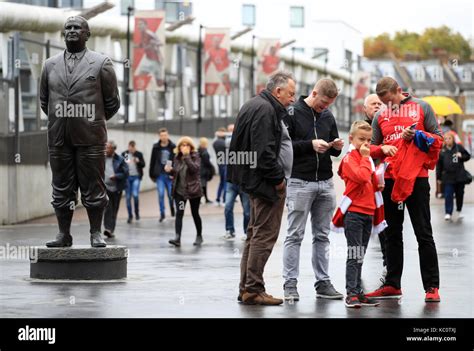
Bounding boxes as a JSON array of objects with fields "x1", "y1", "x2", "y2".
[{"x1": 0, "y1": 201, "x2": 472, "y2": 318}]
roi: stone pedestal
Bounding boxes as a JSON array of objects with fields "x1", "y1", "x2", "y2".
[{"x1": 30, "y1": 245, "x2": 128, "y2": 280}]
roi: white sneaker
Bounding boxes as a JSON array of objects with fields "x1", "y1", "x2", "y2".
[
  {"x1": 241, "y1": 235, "x2": 247, "y2": 242},
  {"x1": 444, "y1": 214, "x2": 452, "y2": 221},
  {"x1": 456, "y1": 211, "x2": 464, "y2": 220},
  {"x1": 221, "y1": 231, "x2": 235, "y2": 240}
]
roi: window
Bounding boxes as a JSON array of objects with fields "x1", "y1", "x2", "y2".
[
  {"x1": 427, "y1": 66, "x2": 443, "y2": 82},
  {"x1": 292, "y1": 47, "x2": 305, "y2": 55},
  {"x1": 61, "y1": 0, "x2": 82, "y2": 8},
  {"x1": 165, "y1": 2, "x2": 179, "y2": 22},
  {"x1": 121, "y1": 0, "x2": 135, "y2": 16},
  {"x1": 156, "y1": 1, "x2": 193, "y2": 22},
  {"x1": 344, "y1": 49, "x2": 352, "y2": 71},
  {"x1": 290, "y1": 6, "x2": 304, "y2": 28},
  {"x1": 465, "y1": 94, "x2": 474, "y2": 114},
  {"x1": 414, "y1": 66, "x2": 425, "y2": 82},
  {"x1": 242, "y1": 4, "x2": 256, "y2": 27},
  {"x1": 461, "y1": 68, "x2": 472, "y2": 83}
]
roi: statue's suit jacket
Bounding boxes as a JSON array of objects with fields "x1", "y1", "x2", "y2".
[{"x1": 40, "y1": 49, "x2": 121, "y2": 147}]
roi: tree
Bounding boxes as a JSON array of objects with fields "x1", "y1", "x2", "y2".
[{"x1": 364, "y1": 26, "x2": 471, "y2": 61}]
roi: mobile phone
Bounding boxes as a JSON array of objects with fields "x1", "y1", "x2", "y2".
[
  {"x1": 166, "y1": 160, "x2": 172, "y2": 168},
  {"x1": 409, "y1": 122, "x2": 417, "y2": 130}
]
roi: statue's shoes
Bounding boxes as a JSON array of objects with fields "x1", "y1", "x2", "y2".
[
  {"x1": 46, "y1": 233, "x2": 73, "y2": 247},
  {"x1": 90, "y1": 232, "x2": 107, "y2": 248}
]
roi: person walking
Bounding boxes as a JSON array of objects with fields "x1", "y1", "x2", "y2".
[
  {"x1": 437, "y1": 132, "x2": 471, "y2": 221},
  {"x1": 198, "y1": 137, "x2": 215, "y2": 204},
  {"x1": 122, "y1": 141, "x2": 145, "y2": 223},
  {"x1": 150, "y1": 128, "x2": 176, "y2": 222},
  {"x1": 166, "y1": 137, "x2": 203, "y2": 247},
  {"x1": 103, "y1": 141, "x2": 129, "y2": 238}
]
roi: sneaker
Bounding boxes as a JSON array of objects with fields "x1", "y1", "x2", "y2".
[
  {"x1": 365, "y1": 285, "x2": 402, "y2": 299},
  {"x1": 315, "y1": 280, "x2": 344, "y2": 300},
  {"x1": 283, "y1": 285, "x2": 300, "y2": 301},
  {"x1": 222, "y1": 231, "x2": 235, "y2": 240},
  {"x1": 237, "y1": 290, "x2": 245, "y2": 302},
  {"x1": 444, "y1": 214, "x2": 451, "y2": 221},
  {"x1": 358, "y1": 293, "x2": 380, "y2": 306},
  {"x1": 241, "y1": 235, "x2": 247, "y2": 241},
  {"x1": 453, "y1": 211, "x2": 463, "y2": 221},
  {"x1": 425, "y1": 287, "x2": 440, "y2": 302},
  {"x1": 344, "y1": 295, "x2": 362, "y2": 308},
  {"x1": 159, "y1": 214, "x2": 165, "y2": 223},
  {"x1": 135, "y1": 214, "x2": 140, "y2": 221},
  {"x1": 127, "y1": 217, "x2": 132, "y2": 224},
  {"x1": 242, "y1": 291, "x2": 283, "y2": 305}
]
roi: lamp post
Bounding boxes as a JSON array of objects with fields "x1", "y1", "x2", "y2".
[{"x1": 124, "y1": 5, "x2": 134, "y2": 124}]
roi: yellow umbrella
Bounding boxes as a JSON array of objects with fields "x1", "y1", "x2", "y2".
[{"x1": 422, "y1": 96, "x2": 463, "y2": 116}]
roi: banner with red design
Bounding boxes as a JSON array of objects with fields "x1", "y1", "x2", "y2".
[
  {"x1": 256, "y1": 38, "x2": 280, "y2": 94},
  {"x1": 204, "y1": 28, "x2": 231, "y2": 96},
  {"x1": 132, "y1": 11, "x2": 166, "y2": 91}
]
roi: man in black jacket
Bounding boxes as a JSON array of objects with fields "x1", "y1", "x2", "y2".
[
  {"x1": 282, "y1": 79, "x2": 344, "y2": 301},
  {"x1": 122, "y1": 141, "x2": 146, "y2": 223},
  {"x1": 228, "y1": 71, "x2": 296, "y2": 305},
  {"x1": 149, "y1": 128, "x2": 176, "y2": 222}
]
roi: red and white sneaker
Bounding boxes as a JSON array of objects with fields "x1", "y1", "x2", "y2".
[
  {"x1": 425, "y1": 288, "x2": 440, "y2": 302},
  {"x1": 365, "y1": 285, "x2": 402, "y2": 299}
]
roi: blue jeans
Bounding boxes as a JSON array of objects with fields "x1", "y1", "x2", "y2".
[
  {"x1": 224, "y1": 182, "x2": 250, "y2": 234},
  {"x1": 343, "y1": 211, "x2": 372, "y2": 296},
  {"x1": 216, "y1": 165, "x2": 227, "y2": 203},
  {"x1": 125, "y1": 175, "x2": 141, "y2": 219},
  {"x1": 157, "y1": 173, "x2": 173, "y2": 217},
  {"x1": 444, "y1": 182, "x2": 465, "y2": 215}
]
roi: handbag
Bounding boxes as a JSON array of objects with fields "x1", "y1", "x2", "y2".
[{"x1": 464, "y1": 170, "x2": 472, "y2": 185}]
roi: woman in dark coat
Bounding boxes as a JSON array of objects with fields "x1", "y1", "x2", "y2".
[
  {"x1": 165, "y1": 137, "x2": 203, "y2": 246},
  {"x1": 198, "y1": 137, "x2": 214, "y2": 204},
  {"x1": 436, "y1": 132, "x2": 471, "y2": 221}
]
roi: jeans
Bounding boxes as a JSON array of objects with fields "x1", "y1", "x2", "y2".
[
  {"x1": 444, "y1": 182, "x2": 465, "y2": 215},
  {"x1": 216, "y1": 165, "x2": 227, "y2": 203},
  {"x1": 383, "y1": 178, "x2": 440, "y2": 290},
  {"x1": 157, "y1": 173, "x2": 173, "y2": 217},
  {"x1": 344, "y1": 211, "x2": 372, "y2": 296},
  {"x1": 125, "y1": 175, "x2": 141, "y2": 219},
  {"x1": 224, "y1": 182, "x2": 250, "y2": 234},
  {"x1": 282, "y1": 178, "x2": 336, "y2": 287}
]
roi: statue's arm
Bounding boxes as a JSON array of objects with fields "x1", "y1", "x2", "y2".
[
  {"x1": 100, "y1": 58, "x2": 121, "y2": 120},
  {"x1": 40, "y1": 63, "x2": 49, "y2": 115}
]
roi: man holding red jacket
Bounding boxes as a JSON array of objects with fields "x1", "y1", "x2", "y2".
[{"x1": 367, "y1": 77, "x2": 443, "y2": 303}]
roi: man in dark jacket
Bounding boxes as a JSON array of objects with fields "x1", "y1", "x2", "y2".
[
  {"x1": 149, "y1": 128, "x2": 176, "y2": 222},
  {"x1": 41, "y1": 16, "x2": 120, "y2": 248},
  {"x1": 228, "y1": 71, "x2": 296, "y2": 306},
  {"x1": 122, "y1": 141, "x2": 146, "y2": 223},
  {"x1": 104, "y1": 141, "x2": 129, "y2": 238},
  {"x1": 282, "y1": 78, "x2": 345, "y2": 301}
]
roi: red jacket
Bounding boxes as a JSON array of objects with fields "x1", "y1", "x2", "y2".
[
  {"x1": 370, "y1": 93, "x2": 443, "y2": 178},
  {"x1": 339, "y1": 147, "x2": 377, "y2": 215}
]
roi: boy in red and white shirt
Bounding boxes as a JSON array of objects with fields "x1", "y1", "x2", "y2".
[{"x1": 332, "y1": 120, "x2": 386, "y2": 308}]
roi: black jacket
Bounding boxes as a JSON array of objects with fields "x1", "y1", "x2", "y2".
[
  {"x1": 436, "y1": 143, "x2": 471, "y2": 184},
  {"x1": 198, "y1": 147, "x2": 214, "y2": 181},
  {"x1": 149, "y1": 140, "x2": 176, "y2": 180},
  {"x1": 284, "y1": 96, "x2": 341, "y2": 181},
  {"x1": 121, "y1": 150, "x2": 146, "y2": 180},
  {"x1": 227, "y1": 89, "x2": 286, "y2": 202},
  {"x1": 109, "y1": 153, "x2": 129, "y2": 192}
]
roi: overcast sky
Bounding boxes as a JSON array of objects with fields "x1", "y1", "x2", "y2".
[{"x1": 312, "y1": 0, "x2": 473, "y2": 38}]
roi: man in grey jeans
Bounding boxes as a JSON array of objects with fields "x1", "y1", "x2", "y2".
[{"x1": 282, "y1": 79, "x2": 344, "y2": 300}]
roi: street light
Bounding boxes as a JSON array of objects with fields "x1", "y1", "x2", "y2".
[{"x1": 124, "y1": 5, "x2": 134, "y2": 124}]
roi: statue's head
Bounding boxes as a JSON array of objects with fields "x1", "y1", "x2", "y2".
[{"x1": 63, "y1": 16, "x2": 90, "y2": 52}]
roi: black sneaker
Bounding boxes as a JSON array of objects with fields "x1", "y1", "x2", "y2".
[
  {"x1": 127, "y1": 217, "x2": 132, "y2": 224},
  {"x1": 358, "y1": 293, "x2": 380, "y2": 307},
  {"x1": 315, "y1": 280, "x2": 344, "y2": 300},
  {"x1": 345, "y1": 295, "x2": 362, "y2": 308},
  {"x1": 283, "y1": 285, "x2": 300, "y2": 301},
  {"x1": 159, "y1": 215, "x2": 165, "y2": 223}
]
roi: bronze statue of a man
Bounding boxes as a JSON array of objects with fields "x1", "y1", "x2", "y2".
[{"x1": 40, "y1": 16, "x2": 121, "y2": 248}]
